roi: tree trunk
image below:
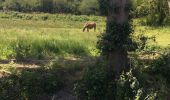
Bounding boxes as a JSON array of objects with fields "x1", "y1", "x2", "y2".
[{"x1": 106, "y1": 0, "x2": 130, "y2": 77}]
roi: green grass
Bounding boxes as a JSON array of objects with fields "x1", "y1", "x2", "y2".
[
  {"x1": 134, "y1": 20, "x2": 170, "y2": 47},
  {"x1": 0, "y1": 12, "x2": 105, "y2": 60},
  {"x1": 0, "y1": 12, "x2": 169, "y2": 60}
]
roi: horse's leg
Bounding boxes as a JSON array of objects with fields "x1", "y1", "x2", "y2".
[
  {"x1": 94, "y1": 26, "x2": 96, "y2": 32},
  {"x1": 83, "y1": 27, "x2": 86, "y2": 32},
  {"x1": 87, "y1": 28, "x2": 89, "y2": 32}
]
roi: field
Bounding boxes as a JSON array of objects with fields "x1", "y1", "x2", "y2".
[
  {"x1": 0, "y1": 12, "x2": 170, "y2": 99},
  {"x1": 0, "y1": 12, "x2": 106, "y2": 60},
  {"x1": 0, "y1": 12, "x2": 169, "y2": 60}
]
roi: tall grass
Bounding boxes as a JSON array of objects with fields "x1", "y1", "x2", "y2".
[
  {"x1": 12, "y1": 37, "x2": 90, "y2": 60},
  {"x1": 0, "y1": 12, "x2": 105, "y2": 60},
  {"x1": 0, "y1": 12, "x2": 169, "y2": 60}
]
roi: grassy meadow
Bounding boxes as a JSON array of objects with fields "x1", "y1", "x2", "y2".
[
  {"x1": 0, "y1": 12, "x2": 169, "y2": 61},
  {"x1": 0, "y1": 12, "x2": 106, "y2": 60}
]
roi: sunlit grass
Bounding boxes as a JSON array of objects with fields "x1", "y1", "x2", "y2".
[
  {"x1": 134, "y1": 25, "x2": 170, "y2": 47},
  {"x1": 0, "y1": 16, "x2": 104, "y2": 59},
  {"x1": 0, "y1": 12, "x2": 169, "y2": 60}
]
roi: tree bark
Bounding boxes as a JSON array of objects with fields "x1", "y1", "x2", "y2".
[{"x1": 106, "y1": 0, "x2": 130, "y2": 77}]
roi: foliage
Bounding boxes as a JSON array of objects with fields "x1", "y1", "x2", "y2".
[
  {"x1": 98, "y1": 0, "x2": 108, "y2": 16},
  {"x1": 132, "y1": 0, "x2": 170, "y2": 26},
  {"x1": 3, "y1": 0, "x2": 21, "y2": 11},
  {"x1": 0, "y1": 0, "x2": 101, "y2": 15},
  {"x1": 0, "y1": 11, "x2": 105, "y2": 22},
  {"x1": 134, "y1": 33, "x2": 158, "y2": 51},
  {"x1": 53, "y1": 0, "x2": 74, "y2": 13},
  {"x1": 79, "y1": 0, "x2": 99, "y2": 15},
  {"x1": 148, "y1": 48, "x2": 170, "y2": 83},
  {"x1": 18, "y1": 0, "x2": 43, "y2": 12},
  {"x1": 74, "y1": 51, "x2": 170, "y2": 100},
  {"x1": 74, "y1": 62, "x2": 139, "y2": 100},
  {"x1": 145, "y1": 0, "x2": 169, "y2": 25},
  {"x1": 97, "y1": 21, "x2": 137, "y2": 55},
  {"x1": 0, "y1": 65, "x2": 63, "y2": 100},
  {"x1": 132, "y1": 0, "x2": 151, "y2": 18},
  {"x1": 74, "y1": 62, "x2": 108, "y2": 100}
]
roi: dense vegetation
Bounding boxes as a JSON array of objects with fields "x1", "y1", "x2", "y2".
[
  {"x1": 75, "y1": 0, "x2": 170, "y2": 99},
  {"x1": 0, "y1": 0, "x2": 169, "y2": 18},
  {"x1": 0, "y1": 0, "x2": 169, "y2": 99},
  {"x1": 75, "y1": 49, "x2": 170, "y2": 99},
  {"x1": 0, "y1": 0, "x2": 169, "y2": 26},
  {"x1": 0, "y1": 12, "x2": 169, "y2": 99},
  {"x1": 0, "y1": 0, "x2": 99, "y2": 15}
]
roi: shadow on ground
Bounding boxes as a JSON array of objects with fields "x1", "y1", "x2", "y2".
[{"x1": 0, "y1": 56, "x2": 97, "y2": 100}]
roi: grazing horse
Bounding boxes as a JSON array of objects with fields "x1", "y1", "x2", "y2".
[{"x1": 83, "y1": 22, "x2": 96, "y2": 32}]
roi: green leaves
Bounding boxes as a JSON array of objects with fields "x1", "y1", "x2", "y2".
[
  {"x1": 98, "y1": 0, "x2": 109, "y2": 15},
  {"x1": 97, "y1": 22, "x2": 136, "y2": 55}
]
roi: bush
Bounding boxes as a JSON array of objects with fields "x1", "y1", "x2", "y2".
[
  {"x1": 53, "y1": 0, "x2": 70, "y2": 13},
  {"x1": 19, "y1": 69, "x2": 63, "y2": 99},
  {"x1": 53, "y1": 0, "x2": 76, "y2": 14},
  {"x1": 79, "y1": 0, "x2": 99, "y2": 15},
  {"x1": 74, "y1": 62, "x2": 108, "y2": 100},
  {"x1": 148, "y1": 48, "x2": 170, "y2": 83},
  {"x1": 145, "y1": 0, "x2": 169, "y2": 26},
  {"x1": 132, "y1": 0, "x2": 151, "y2": 18},
  {"x1": 74, "y1": 51, "x2": 170, "y2": 100},
  {"x1": 3, "y1": 0, "x2": 21, "y2": 11},
  {"x1": 18, "y1": 0, "x2": 42, "y2": 12},
  {"x1": 0, "y1": 65, "x2": 63, "y2": 99},
  {"x1": 0, "y1": 0, "x2": 101, "y2": 15},
  {"x1": 74, "y1": 62, "x2": 140, "y2": 100},
  {"x1": 0, "y1": 75, "x2": 22, "y2": 100},
  {"x1": 0, "y1": 0, "x2": 3, "y2": 10}
]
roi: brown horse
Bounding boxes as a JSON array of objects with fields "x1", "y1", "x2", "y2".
[{"x1": 83, "y1": 22, "x2": 96, "y2": 32}]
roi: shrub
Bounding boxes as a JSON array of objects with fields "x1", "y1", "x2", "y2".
[
  {"x1": 19, "y1": 69, "x2": 63, "y2": 98},
  {"x1": 145, "y1": 0, "x2": 169, "y2": 26},
  {"x1": 132, "y1": 0, "x2": 151, "y2": 18},
  {"x1": 74, "y1": 62, "x2": 140, "y2": 100},
  {"x1": 78, "y1": 0, "x2": 99, "y2": 15},
  {"x1": 3, "y1": 0, "x2": 21, "y2": 11},
  {"x1": 18, "y1": 0, "x2": 42, "y2": 12},
  {"x1": 53, "y1": 0, "x2": 73, "y2": 13},
  {"x1": 74, "y1": 52, "x2": 170, "y2": 100},
  {"x1": 0, "y1": 75, "x2": 22, "y2": 100},
  {"x1": 148, "y1": 48, "x2": 170, "y2": 83},
  {"x1": 0, "y1": 0, "x2": 3, "y2": 10},
  {"x1": 74, "y1": 62, "x2": 108, "y2": 100},
  {"x1": 0, "y1": 65, "x2": 63, "y2": 99}
]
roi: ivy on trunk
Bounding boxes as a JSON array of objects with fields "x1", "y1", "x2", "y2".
[{"x1": 97, "y1": 0, "x2": 135, "y2": 77}]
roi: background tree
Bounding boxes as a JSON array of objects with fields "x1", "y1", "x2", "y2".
[
  {"x1": 40, "y1": 0, "x2": 53, "y2": 12},
  {"x1": 79, "y1": 0, "x2": 99, "y2": 15},
  {"x1": 146, "y1": 0, "x2": 169, "y2": 25},
  {"x1": 3, "y1": 0, "x2": 21, "y2": 11},
  {"x1": 0, "y1": 0, "x2": 4, "y2": 10}
]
